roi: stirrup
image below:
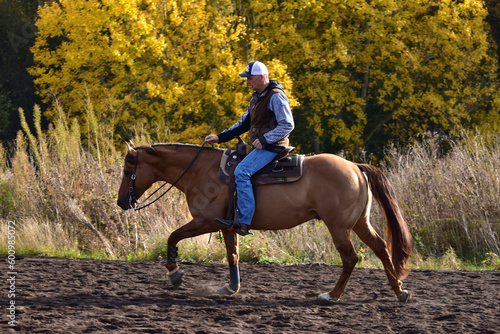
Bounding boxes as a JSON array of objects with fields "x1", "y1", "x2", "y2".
[
  {"x1": 230, "y1": 223, "x2": 253, "y2": 237},
  {"x1": 214, "y1": 218, "x2": 254, "y2": 237}
]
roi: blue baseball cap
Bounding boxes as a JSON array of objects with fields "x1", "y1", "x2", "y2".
[{"x1": 239, "y1": 61, "x2": 269, "y2": 77}]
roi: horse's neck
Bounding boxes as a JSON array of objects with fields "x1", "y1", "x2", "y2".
[{"x1": 154, "y1": 144, "x2": 221, "y2": 186}]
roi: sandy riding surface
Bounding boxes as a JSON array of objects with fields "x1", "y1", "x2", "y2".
[{"x1": 2, "y1": 257, "x2": 499, "y2": 333}]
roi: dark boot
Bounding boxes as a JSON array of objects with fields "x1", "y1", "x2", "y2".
[
  {"x1": 234, "y1": 222, "x2": 252, "y2": 236},
  {"x1": 214, "y1": 218, "x2": 253, "y2": 236}
]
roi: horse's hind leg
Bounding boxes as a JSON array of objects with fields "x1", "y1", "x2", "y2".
[
  {"x1": 218, "y1": 230, "x2": 241, "y2": 295},
  {"x1": 352, "y1": 216, "x2": 410, "y2": 301},
  {"x1": 319, "y1": 228, "x2": 359, "y2": 302}
]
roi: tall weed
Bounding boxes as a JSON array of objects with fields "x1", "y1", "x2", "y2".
[
  {"x1": 1, "y1": 102, "x2": 204, "y2": 259},
  {"x1": 384, "y1": 131, "x2": 500, "y2": 258}
]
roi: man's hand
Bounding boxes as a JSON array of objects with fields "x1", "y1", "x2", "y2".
[
  {"x1": 205, "y1": 134, "x2": 219, "y2": 144},
  {"x1": 252, "y1": 139, "x2": 263, "y2": 149}
]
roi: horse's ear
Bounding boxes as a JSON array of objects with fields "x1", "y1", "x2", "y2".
[
  {"x1": 124, "y1": 142, "x2": 137, "y2": 160},
  {"x1": 126, "y1": 141, "x2": 136, "y2": 153}
]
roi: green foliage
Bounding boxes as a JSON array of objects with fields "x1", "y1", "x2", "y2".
[
  {"x1": 483, "y1": 252, "x2": 500, "y2": 270},
  {"x1": 0, "y1": 86, "x2": 13, "y2": 138},
  {"x1": 0, "y1": 0, "x2": 43, "y2": 143},
  {"x1": 0, "y1": 177, "x2": 15, "y2": 215}
]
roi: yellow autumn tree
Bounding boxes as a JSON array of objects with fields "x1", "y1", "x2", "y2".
[
  {"x1": 29, "y1": 0, "x2": 246, "y2": 143},
  {"x1": 239, "y1": 0, "x2": 412, "y2": 153},
  {"x1": 387, "y1": 0, "x2": 500, "y2": 143},
  {"x1": 241, "y1": 0, "x2": 499, "y2": 154},
  {"x1": 30, "y1": 0, "x2": 499, "y2": 153}
]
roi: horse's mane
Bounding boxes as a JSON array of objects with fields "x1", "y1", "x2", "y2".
[
  {"x1": 126, "y1": 143, "x2": 223, "y2": 163},
  {"x1": 151, "y1": 143, "x2": 223, "y2": 151},
  {"x1": 150, "y1": 143, "x2": 225, "y2": 154}
]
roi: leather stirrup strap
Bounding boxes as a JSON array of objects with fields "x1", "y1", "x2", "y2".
[
  {"x1": 226, "y1": 163, "x2": 237, "y2": 221},
  {"x1": 226, "y1": 163, "x2": 238, "y2": 247}
]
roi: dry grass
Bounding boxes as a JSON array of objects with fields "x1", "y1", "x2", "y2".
[
  {"x1": 1, "y1": 105, "x2": 499, "y2": 270},
  {"x1": 384, "y1": 131, "x2": 500, "y2": 258}
]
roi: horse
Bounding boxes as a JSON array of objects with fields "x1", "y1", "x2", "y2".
[{"x1": 117, "y1": 142, "x2": 412, "y2": 302}]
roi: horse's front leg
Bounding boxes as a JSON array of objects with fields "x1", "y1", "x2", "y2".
[
  {"x1": 218, "y1": 230, "x2": 240, "y2": 295},
  {"x1": 165, "y1": 218, "x2": 218, "y2": 289},
  {"x1": 165, "y1": 244, "x2": 183, "y2": 288}
]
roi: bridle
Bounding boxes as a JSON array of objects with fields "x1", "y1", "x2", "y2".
[
  {"x1": 124, "y1": 141, "x2": 208, "y2": 211},
  {"x1": 124, "y1": 149, "x2": 140, "y2": 209}
]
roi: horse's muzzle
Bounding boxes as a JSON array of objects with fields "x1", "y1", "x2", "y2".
[{"x1": 117, "y1": 194, "x2": 136, "y2": 210}]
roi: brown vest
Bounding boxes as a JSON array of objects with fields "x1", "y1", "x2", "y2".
[{"x1": 249, "y1": 88, "x2": 289, "y2": 147}]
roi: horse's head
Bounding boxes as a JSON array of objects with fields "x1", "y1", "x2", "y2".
[{"x1": 117, "y1": 143, "x2": 157, "y2": 210}]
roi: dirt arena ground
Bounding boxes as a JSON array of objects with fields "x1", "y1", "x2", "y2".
[{"x1": 2, "y1": 256, "x2": 499, "y2": 333}]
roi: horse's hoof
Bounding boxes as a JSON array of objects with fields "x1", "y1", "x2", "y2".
[
  {"x1": 167, "y1": 268, "x2": 183, "y2": 289},
  {"x1": 318, "y1": 292, "x2": 338, "y2": 302},
  {"x1": 398, "y1": 290, "x2": 411, "y2": 303},
  {"x1": 217, "y1": 284, "x2": 239, "y2": 296}
]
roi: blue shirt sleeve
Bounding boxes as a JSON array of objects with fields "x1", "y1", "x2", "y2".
[{"x1": 261, "y1": 92, "x2": 294, "y2": 145}]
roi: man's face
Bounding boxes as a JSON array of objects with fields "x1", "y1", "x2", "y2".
[{"x1": 246, "y1": 75, "x2": 265, "y2": 92}]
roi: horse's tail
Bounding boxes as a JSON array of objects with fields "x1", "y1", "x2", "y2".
[{"x1": 356, "y1": 163, "x2": 412, "y2": 280}]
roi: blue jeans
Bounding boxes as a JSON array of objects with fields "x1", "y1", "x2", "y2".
[{"x1": 234, "y1": 148, "x2": 278, "y2": 225}]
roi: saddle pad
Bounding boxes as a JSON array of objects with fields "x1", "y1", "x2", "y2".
[{"x1": 219, "y1": 149, "x2": 305, "y2": 186}]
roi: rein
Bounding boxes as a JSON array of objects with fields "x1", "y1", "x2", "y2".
[{"x1": 129, "y1": 141, "x2": 209, "y2": 211}]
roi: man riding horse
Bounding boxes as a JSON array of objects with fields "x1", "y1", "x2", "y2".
[
  {"x1": 117, "y1": 61, "x2": 412, "y2": 302},
  {"x1": 205, "y1": 61, "x2": 295, "y2": 236}
]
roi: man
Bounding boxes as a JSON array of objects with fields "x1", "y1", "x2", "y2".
[{"x1": 205, "y1": 61, "x2": 294, "y2": 236}]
